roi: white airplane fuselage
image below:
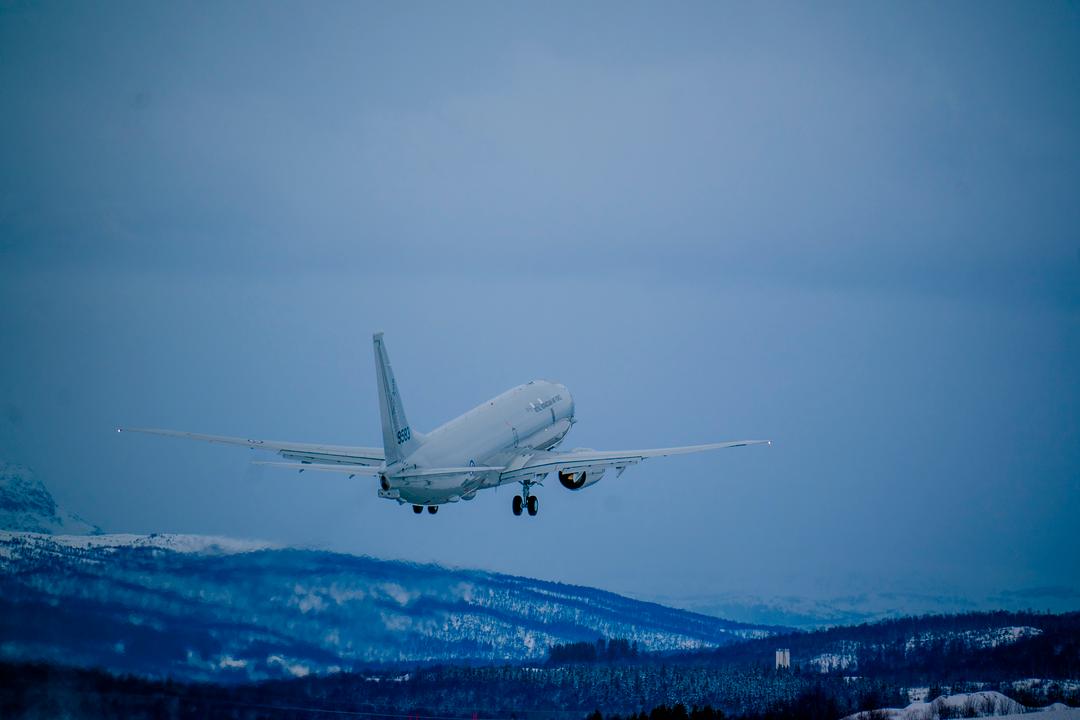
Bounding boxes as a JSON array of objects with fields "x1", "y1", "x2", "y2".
[{"x1": 379, "y1": 380, "x2": 574, "y2": 505}]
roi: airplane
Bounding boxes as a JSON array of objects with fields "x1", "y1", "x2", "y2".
[{"x1": 120, "y1": 332, "x2": 769, "y2": 516}]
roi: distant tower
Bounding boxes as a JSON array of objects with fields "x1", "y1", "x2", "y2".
[{"x1": 775, "y1": 648, "x2": 790, "y2": 669}]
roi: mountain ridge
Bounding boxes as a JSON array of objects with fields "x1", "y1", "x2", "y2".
[
  {"x1": 0, "y1": 462, "x2": 782, "y2": 682},
  {"x1": 649, "y1": 585, "x2": 1080, "y2": 630},
  {"x1": 0, "y1": 462, "x2": 101, "y2": 535},
  {"x1": 0, "y1": 529, "x2": 779, "y2": 681}
]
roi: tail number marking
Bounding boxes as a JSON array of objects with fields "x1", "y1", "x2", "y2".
[{"x1": 396, "y1": 427, "x2": 412, "y2": 444}]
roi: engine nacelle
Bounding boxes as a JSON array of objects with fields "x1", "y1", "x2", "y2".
[{"x1": 558, "y1": 467, "x2": 605, "y2": 490}]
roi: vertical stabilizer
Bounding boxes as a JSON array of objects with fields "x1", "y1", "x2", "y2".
[{"x1": 373, "y1": 332, "x2": 422, "y2": 465}]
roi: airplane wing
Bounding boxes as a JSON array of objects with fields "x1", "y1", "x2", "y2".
[
  {"x1": 118, "y1": 427, "x2": 385, "y2": 466},
  {"x1": 500, "y1": 440, "x2": 769, "y2": 482}
]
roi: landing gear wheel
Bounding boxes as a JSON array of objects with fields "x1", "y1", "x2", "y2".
[
  {"x1": 527, "y1": 495, "x2": 538, "y2": 516},
  {"x1": 412, "y1": 505, "x2": 423, "y2": 514},
  {"x1": 427, "y1": 505, "x2": 438, "y2": 514},
  {"x1": 512, "y1": 495, "x2": 523, "y2": 516}
]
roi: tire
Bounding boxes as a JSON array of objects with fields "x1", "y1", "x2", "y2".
[
  {"x1": 427, "y1": 505, "x2": 438, "y2": 514},
  {"x1": 526, "y1": 495, "x2": 538, "y2": 516},
  {"x1": 412, "y1": 505, "x2": 423, "y2": 514},
  {"x1": 512, "y1": 495, "x2": 523, "y2": 516}
]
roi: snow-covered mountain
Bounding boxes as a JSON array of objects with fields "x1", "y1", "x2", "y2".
[
  {"x1": 0, "y1": 462, "x2": 100, "y2": 535},
  {"x1": 658, "y1": 586, "x2": 1080, "y2": 629},
  {"x1": 0, "y1": 464, "x2": 780, "y2": 681},
  {"x1": 0, "y1": 530, "x2": 775, "y2": 681}
]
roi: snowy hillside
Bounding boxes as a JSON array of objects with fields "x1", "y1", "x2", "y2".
[
  {"x1": 905, "y1": 625, "x2": 1044, "y2": 651},
  {"x1": 799, "y1": 624, "x2": 1049, "y2": 675},
  {"x1": 0, "y1": 529, "x2": 776, "y2": 681},
  {"x1": 0, "y1": 462, "x2": 100, "y2": 535},
  {"x1": 842, "y1": 691, "x2": 1078, "y2": 720}
]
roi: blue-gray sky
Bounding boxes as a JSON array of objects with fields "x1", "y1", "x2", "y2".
[{"x1": 1, "y1": 1, "x2": 1078, "y2": 611}]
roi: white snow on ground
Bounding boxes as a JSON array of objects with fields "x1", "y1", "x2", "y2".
[
  {"x1": 0, "y1": 530, "x2": 277, "y2": 556},
  {"x1": 950, "y1": 708, "x2": 1080, "y2": 720},
  {"x1": 843, "y1": 691, "x2": 1080, "y2": 720}
]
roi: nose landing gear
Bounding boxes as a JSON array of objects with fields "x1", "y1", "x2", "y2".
[{"x1": 512, "y1": 479, "x2": 540, "y2": 517}]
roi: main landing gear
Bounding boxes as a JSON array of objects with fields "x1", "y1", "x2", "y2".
[
  {"x1": 412, "y1": 505, "x2": 439, "y2": 515},
  {"x1": 512, "y1": 480, "x2": 540, "y2": 517}
]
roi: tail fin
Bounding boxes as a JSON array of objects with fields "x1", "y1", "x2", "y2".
[{"x1": 373, "y1": 332, "x2": 423, "y2": 465}]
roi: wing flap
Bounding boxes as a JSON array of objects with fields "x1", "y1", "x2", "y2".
[
  {"x1": 252, "y1": 461, "x2": 384, "y2": 476},
  {"x1": 500, "y1": 440, "x2": 769, "y2": 481}
]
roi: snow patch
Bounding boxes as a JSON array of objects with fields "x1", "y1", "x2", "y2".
[
  {"x1": 381, "y1": 613, "x2": 413, "y2": 632},
  {"x1": 327, "y1": 583, "x2": 367, "y2": 605},
  {"x1": 291, "y1": 585, "x2": 327, "y2": 613},
  {"x1": 380, "y1": 582, "x2": 415, "y2": 606},
  {"x1": 267, "y1": 655, "x2": 310, "y2": 677},
  {"x1": 218, "y1": 656, "x2": 248, "y2": 670}
]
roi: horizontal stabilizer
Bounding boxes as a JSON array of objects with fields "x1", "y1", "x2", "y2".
[
  {"x1": 397, "y1": 466, "x2": 504, "y2": 477},
  {"x1": 253, "y1": 461, "x2": 504, "y2": 478}
]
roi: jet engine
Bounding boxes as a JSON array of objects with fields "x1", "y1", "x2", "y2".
[{"x1": 558, "y1": 466, "x2": 605, "y2": 490}]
